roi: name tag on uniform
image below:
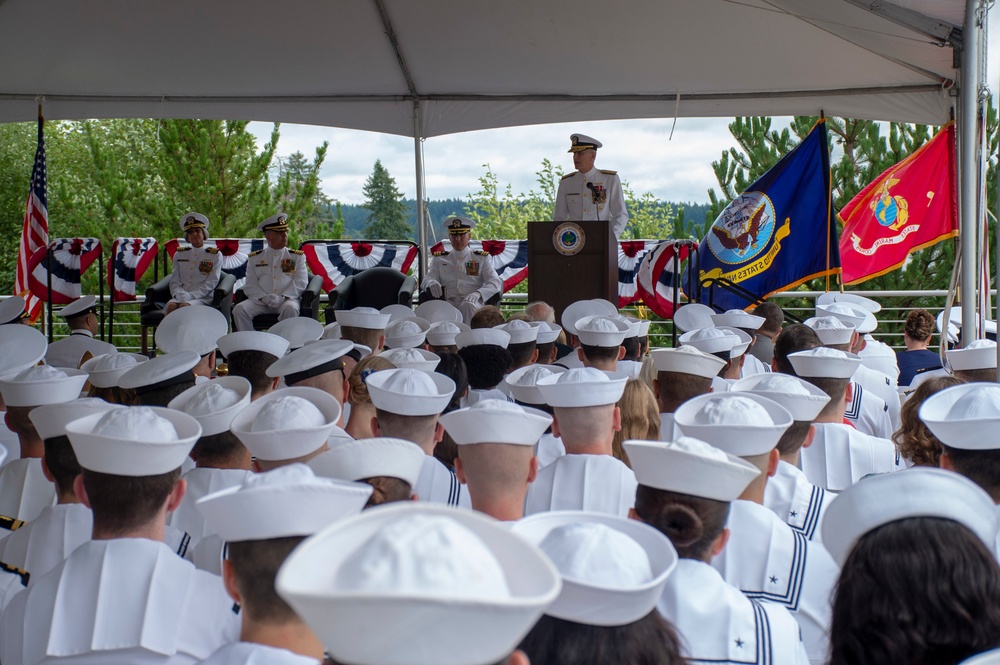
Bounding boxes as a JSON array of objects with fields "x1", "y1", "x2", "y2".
[
  {"x1": 281, "y1": 259, "x2": 296, "y2": 273},
  {"x1": 465, "y1": 261, "x2": 479, "y2": 276},
  {"x1": 256, "y1": 260, "x2": 268, "y2": 267},
  {"x1": 198, "y1": 261, "x2": 213, "y2": 275}
]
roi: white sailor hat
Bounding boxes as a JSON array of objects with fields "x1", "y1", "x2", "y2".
[
  {"x1": 937, "y1": 309, "x2": 963, "y2": 344},
  {"x1": 0, "y1": 365, "x2": 88, "y2": 407},
  {"x1": 637, "y1": 319, "x2": 652, "y2": 337},
  {"x1": 456, "y1": 328, "x2": 510, "y2": 350},
  {"x1": 817, "y1": 291, "x2": 881, "y2": 313},
  {"x1": 58, "y1": 295, "x2": 98, "y2": 320},
  {"x1": 624, "y1": 437, "x2": 761, "y2": 502},
  {"x1": 380, "y1": 304, "x2": 417, "y2": 324},
  {"x1": 425, "y1": 321, "x2": 470, "y2": 347},
  {"x1": 335, "y1": 306, "x2": 391, "y2": 331},
  {"x1": 711, "y1": 376, "x2": 731, "y2": 393},
  {"x1": 197, "y1": 463, "x2": 372, "y2": 542},
  {"x1": 817, "y1": 302, "x2": 877, "y2": 334},
  {"x1": 119, "y1": 350, "x2": 200, "y2": 394},
  {"x1": 216, "y1": 330, "x2": 290, "y2": 360},
  {"x1": 0, "y1": 324, "x2": 46, "y2": 377},
  {"x1": 440, "y1": 399, "x2": 552, "y2": 446},
  {"x1": 258, "y1": 213, "x2": 289, "y2": 233},
  {"x1": 804, "y1": 315, "x2": 855, "y2": 346},
  {"x1": 672, "y1": 303, "x2": 716, "y2": 333},
  {"x1": 616, "y1": 314, "x2": 642, "y2": 339},
  {"x1": 649, "y1": 346, "x2": 726, "y2": 378},
  {"x1": 568, "y1": 133, "x2": 603, "y2": 152},
  {"x1": 276, "y1": 503, "x2": 561, "y2": 665},
  {"x1": 679, "y1": 326, "x2": 750, "y2": 358},
  {"x1": 66, "y1": 405, "x2": 201, "y2": 476},
  {"x1": 180, "y1": 212, "x2": 209, "y2": 234},
  {"x1": 918, "y1": 383, "x2": 1000, "y2": 450},
  {"x1": 962, "y1": 650, "x2": 1000, "y2": 665},
  {"x1": 415, "y1": 300, "x2": 463, "y2": 324},
  {"x1": 321, "y1": 322, "x2": 342, "y2": 340},
  {"x1": 309, "y1": 437, "x2": 426, "y2": 487},
  {"x1": 154, "y1": 306, "x2": 228, "y2": 356},
  {"x1": 674, "y1": 393, "x2": 793, "y2": 456},
  {"x1": 385, "y1": 317, "x2": 431, "y2": 349},
  {"x1": 513, "y1": 511, "x2": 677, "y2": 626},
  {"x1": 536, "y1": 367, "x2": 628, "y2": 408},
  {"x1": 367, "y1": 368, "x2": 455, "y2": 416},
  {"x1": 168, "y1": 376, "x2": 251, "y2": 436},
  {"x1": 0, "y1": 296, "x2": 28, "y2": 325},
  {"x1": 731, "y1": 373, "x2": 830, "y2": 422},
  {"x1": 574, "y1": 315, "x2": 629, "y2": 347},
  {"x1": 266, "y1": 339, "x2": 354, "y2": 385},
  {"x1": 561, "y1": 300, "x2": 608, "y2": 336},
  {"x1": 268, "y1": 317, "x2": 324, "y2": 350},
  {"x1": 29, "y1": 397, "x2": 116, "y2": 442},
  {"x1": 495, "y1": 319, "x2": 539, "y2": 345},
  {"x1": 710, "y1": 309, "x2": 764, "y2": 331},
  {"x1": 947, "y1": 339, "x2": 998, "y2": 371},
  {"x1": 379, "y1": 348, "x2": 440, "y2": 373},
  {"x1": 531, "y1": 321, "x2": 562, "y2": 344},
  {"x1": 821, "y1": 467, "x2": 998, "y2": 566},
  {"x1": 230, "y1": 386, "x2": 341, "y2": 461},
  {"x1": 445, "y1": 217, "x2": 476, "y2": 235},
  {"x1": 80, "y1": 352, "x2": 148, "y2": 389},
  {"x1": 787, "y1": 347, "x2": 862, "y2": 379},
  {"x1": 505, "y1": 364, "x2": 567, "y2": 405}
]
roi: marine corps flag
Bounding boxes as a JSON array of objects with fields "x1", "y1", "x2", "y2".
[
  {"x1": 691, "y1": 119, "x2": 840, "y2": 311},
  {"x1": 838, "y1": 123, "x2": 957, "y2": 285}
]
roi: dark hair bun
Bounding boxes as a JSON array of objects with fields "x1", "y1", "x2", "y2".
[{"x1": 660, "y1": 503, "x2": 704, "y2": 547}]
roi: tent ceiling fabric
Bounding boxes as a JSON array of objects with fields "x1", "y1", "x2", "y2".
[{"x1": 0, "y1": 0, "x2": 960, "y2": 136}]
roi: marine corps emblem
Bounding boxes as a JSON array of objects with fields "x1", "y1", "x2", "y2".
[{"x1": 870, "y1": 175, "x2": 909, "y2": 231}]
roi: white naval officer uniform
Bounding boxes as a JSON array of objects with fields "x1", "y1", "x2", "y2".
[
  {"x1": 422, "y1": 244, "x2": 502, "y2": 323},
  {"x1": 168, "y1": 245, "x2": 223, "y2": 306},
  {"x1": 554, "y1": 167, "x2": 628, "y2": 238},
  {"x1": 44, "y1": 330, "x2": 116, "y2": 371},
  {"x1": 233, "y1": 245, "x2": 308, "y2": 331}
]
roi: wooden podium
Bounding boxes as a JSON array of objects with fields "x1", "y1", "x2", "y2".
[{"x1": 527, "y1": 220, "x2": 617, "y2": 323}]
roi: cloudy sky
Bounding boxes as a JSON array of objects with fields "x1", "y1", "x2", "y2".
[{"x1": 250, "y1": 7, "x2": 1000, "y2": 207}]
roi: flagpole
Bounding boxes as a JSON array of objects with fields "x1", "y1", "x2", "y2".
[{"x1": 821, "y1": 111, "x2": 832, "y2": 294}]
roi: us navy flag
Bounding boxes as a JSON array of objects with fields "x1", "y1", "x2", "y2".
[{"x1": 691, "y1": 119, "x2": 840, "y2": 311}]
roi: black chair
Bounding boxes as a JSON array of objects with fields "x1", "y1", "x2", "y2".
[
  {"x1": 139, "y1": 272, "x2": 237, "y2": 354},
  {"x1": 325, "y1": 267, "x2": 417, "y2": 323},
  {"x1": 234, "y1": 274, "x2": 325, "y2": 331}
]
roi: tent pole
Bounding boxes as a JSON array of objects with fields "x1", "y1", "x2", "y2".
[
  {"x1": 959, "y1": 0, "x2": 985, "y2": 344},
  {"x1": 413, "y1": 101, "x2": 427, "y2": 283}
]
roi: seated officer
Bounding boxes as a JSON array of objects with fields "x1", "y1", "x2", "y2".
[
  {"x1": 421, "y1": 217, "x2": 502, "y2": 324},
  {"x1": 233, "y1": 214, "x2": 308, "y2": 331},
  {"x1": 165, "y1": 212, "x2": 222, "y2": 315}
]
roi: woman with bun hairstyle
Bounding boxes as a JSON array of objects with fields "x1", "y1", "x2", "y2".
[
  {"x1": 344, "y1": 355, "x2": 395, "y2": 439},
  {"x1": 626, "y1": 437, "x2": 810, "y2": 664}
]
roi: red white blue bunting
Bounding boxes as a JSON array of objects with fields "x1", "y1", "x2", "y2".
[
  {"x1": 636, "y1": 240, "x2": 696, "y2": 319},
  {"x1": 302, "y1": 242, "x2": 419, "y2": 293},
  {"x1": 27, "y1": 238, "x2": 102, "y2": 305},
  {"x1": 617, "y1": 240, "x2": 660, "y2": 308},
  {"x1": 108, "y1": 238, "x2": 159, "y2": 302}
]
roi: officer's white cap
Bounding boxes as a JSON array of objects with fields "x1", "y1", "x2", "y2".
[
  {"x1": 118, "y1": 350, "x2": 200, "y2": 392},
  {"x1": 711, "y1": 309, "x2": 764, "y2": 331},
  {"x1": 505, "y1": 364, "x2": 566, "y2": 405},
  {"x1": 574, "y1": 315, "x2": 629, "y2": 347},
  {"x1": 679, "y1": 326, "x2": 750, "y2": 358},
  {"x1": 276, "y1": 503, "x2": 561, "y2": 665},
  {"x1": 817, "y1": 291, "x2": 881, "y2": 313},
  {"x1": 216, "y1": 331, "x2": 290, "y2": 360},
  {"x1": 568, "y1": 134, "x2": 603, "y2": 152},
  {"x1": 335, "y1": 307, "x2": 391, "y2": 330},
  {"x1": 197, "y1": 464, "x2": 372, "y2": 542},
  {"x1": 380, "y1": 304, "x2": 417, "y2": 324},
  {"x1": 624, "y1": 437, "x2": 761, "y2": 502},
  {"x1": 672, "y1": 303, "x2": 716, "y2": 333},
  {"x1": 649, "y1": 346, "x2": 726, "y2": 378},
  {"x1": 268, "y1": 317, "x2": 324, "y2": 350},
  {"x1": 380, "y1": 348, "x2": 441, "y2": 372},
  {"x1": 804, "y1": 315, "x2": 855, "y2": 346},
  {"x1": 414, "y1": 300, "x2": 463, "y2": 324},
  {"x1": 230, "y1": 387, "x2": 342, "y2": 461},
  {"x1": 513, "y1": 511, "x2": 677, "y2": 626},
  {"x1": 0, "y1": 365, "x2": 88, "y2": 407},
  {"x1": 168, "y1": 376, "x2": 252, "y2": 436},
  {"x1": 787, "y1": 347, "x2": 862, "y2": 379},
  {"x1": 257, "y1": 213, "x2": 289, "y2": 232},
  {"x1": 154, "y1": 306, "x2": 228, "y2": 356},
  {"x1": 80, "y1": 352, "x2": 147, "y2": 388},
  {"x1": 180, "y1": 212, "x2": 209, "y2": 234},
  {"x1": 947, "y1": 339, "x2": 998, "y2": 371},
  {"x1": 560, "y1": 300, "x2": 608, "y2": 336},
  {"x1": 456, "y1": 328, "x2": 510, "y2": 350},
  {"x1": 0, "y1": 296, "x2": 27, "y2": 325},
  {"x1": 821, "y1": 468, "x2": 997, "y2": 566},
  {"x1": 29, "y1": 398, "x2": 115, "y2": 442},
  {"x1": 309, "y1": 437, "x2": 426, "y2": 487},
  {"x1": 0, "y1": 325, "x2": 46, "y2": 377},
  {"x1": 536, "y1": 367, "x2": 628, "y2": 408},
  {"x1": 266, "y1": 340, "x2": 354, "y2": 384},
  {"x1": 425, "y1": 321, "x2": 470, "y2": 347},
  {"x1": 731, "y1": 373, "x2": 830, "y2": 421},
  {"x1": 58, "y1": 295, "x2": 97, "y2": 320},
  {"x1": 494, "y1": 319, "x2": 538, "y2": 345},
  {"x1": 367, "y1": 368, "x2": 455, "y2": 417},
  {"x1": 66, "y1": 405, "x2": 201, "y2": 476},
  {"x1": 919, "y1": 383, "x2": 1000, "y2": 450},
  {"x1": 440, "y1": 400, "x2": 552, "y2": 446},
  {"x1": 531, "y1": 321, "x2": 562, "y2": 344},
  {"x1": 674, "y1": 393, "x2": 793, "y2": 457},
  {"x1": 384, "y1": 317, "x2": 430, "y2": 349}
]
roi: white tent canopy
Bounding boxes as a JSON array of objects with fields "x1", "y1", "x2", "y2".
[{"x1": 0, "y1": 0, "x2": 963, "y2": 134}]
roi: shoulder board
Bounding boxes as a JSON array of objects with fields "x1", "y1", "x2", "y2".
[
  {"x1": 176, "y1": 246, "x2": 191, "y2": 252},
  {"x1": 561, "y1": 171, "x2": 578, "y2": 180},
  {"x1": 289, "y1": 249, "x2": 304, "y2": 255},
  {"x1": 473, "y1": 250, "x2": 489, "y2": 256},
  {"x1": 600, "y1": 169, "x2": 618, "y2": 175},
  {"x1": 0, "y1": 561, "x2": 28, "y2": 587},
  {"x1": 0, "y1": 515, "x2": 25, "y2": 532},
  {"x1": 204, "y1": 246, "x2": 219, "y2": 254},
  {"x1": 433, "y1": 250, "x2": 450, "y2": 257},
  {"x1": 248, "y1": 249, "x2": 263, "y2": 257}
]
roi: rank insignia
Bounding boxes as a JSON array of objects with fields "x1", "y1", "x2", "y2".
[
  {"x1": 465, "y1": 261, "x2": 479, "y2": 276},
  {"x1": 281, "y1": 259, "x2": 296, "y2": 273}
]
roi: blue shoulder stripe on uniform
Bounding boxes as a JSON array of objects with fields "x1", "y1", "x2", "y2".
[
  {"x1": 752, "y1": 598, "x2": 774, "y2": 665},
  {"x1": 844, "y1": 383, "x2": 863, "y2": 420},
  {"x1": 176, "y1": 532, "x2": 191, "y2": 557},
  {"x1": 741, "y1": 532, "x2": 807, "y2": 611}
]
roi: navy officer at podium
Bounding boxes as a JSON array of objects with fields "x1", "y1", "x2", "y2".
[
  {"x1": 554, "y1": 133, "x2": 629, "y2": 238},
  {"x1": 421, "y1": 217, "x2": 503, "y2": 324}
]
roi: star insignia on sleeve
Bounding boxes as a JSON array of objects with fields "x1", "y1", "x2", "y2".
[
  {"x1": 789, "y1": 510, "x2": 798, "y2": 518},
  {"x1": 735, "y1": 638, "x2": 744, "y2": 648},
  {"x1": 769, "y1": 575, "x2": 779, "y2": 584}
]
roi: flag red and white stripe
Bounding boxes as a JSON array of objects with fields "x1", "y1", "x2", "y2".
[{"x1": 15, "y1": 117, "x2": 48, "y2": 322}]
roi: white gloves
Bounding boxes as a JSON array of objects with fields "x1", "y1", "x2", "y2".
[
  {"x1": 427, "y1": 281, "x2": 443, "y2": 298},
  {"x1": 262, "y1": 294, "x2": 282, "y2": 308}
]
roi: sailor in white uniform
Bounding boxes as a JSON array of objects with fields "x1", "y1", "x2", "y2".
[
  {"x1": 505, "y1": 364, "x2": 566, "y2": 469},
  {"x1": 649, "y1": 346, "x2": 727, "y2": 443},
  {"x1": 571, "y1": 314, "x2": 632, "y2": 372},
  {"x1": 947, "y1": 339, "x2": 1000, "y2": 383},
  {"x1": 366, "y1": 368, "x2": 470, "y2": 508},
  {"x1": 309, "y1": 437, "x2": 425, "y2": 507},
  {"x1": 732, "y1": 373, "x2": 832, "y2": 543},
  {"x1": 267, "y1": 316, "x2": 323, "y2": 352},
  {"x1": 711, "y1": 309, "x2": 774, "y2": 378},
  {"x1": 425, "y1": 320, "x2": 470, "y2": 354},
  {"x1": 43, "y1": 296, "x2": 116, "y2": 370},
  {"x1": 334, "y1": 306, "x2": 390, "y2": 355},
  {"x1": 816, "y1": 292, "x2": 900, "y2": 382},
  {"x1": 215, "y1": 331, "x2": 289, "y2": 402},
  {"x1": 456, "y1": 328, "x2": 513, "y2": 406},
  {"x1": 679, "y1": 326, "x2": 753, "y2": 386},
  {"x1": 119, "y1": 350, "x2": 201, "y2": 408},
  {"x1": 0, "y1": 405, "x2": 240, "y2": 665},
  {"x1": 674, "y1": 392, "x2": 839, "y2": 665},
  {"x1": 787, "y1": 348, "x2": 900, "y2": 491},
  {"x1": 626, "y1": 437, "x2": 810, "y2": 664},
  {"x1": 165, "y1": 212, "x2": 223, "y2": 315},
  {"x1": 195, "y1": 465, "x2": 372, "y2": 665},
  {"x1": 441, "y1": 400, "x2": 551, "y2": 521},
  {"x1": 555, "y1": 300, "x2": 611, "y2": 370},
  {"x1": 0, "y1": 295, "x2": 30, "y2": 326},
  {"x1": 524, "y1": 368, "x2": 635, "y2": 516},
  {"x1": 265, "y1": 339, "x2": 355, "y2": 429},
  {"x1": 421, "y1": 217, "x2": 503, "y2": 324},
  {"x1": 233, "y1": 214, "x2": 309, "y2": 332},
  {"x1": 155, "y1": 305, "x2": 229, "y2": 379},
  {"x1": 384, "y1": 316, "x2": 431, "y2": 352},
  {"x1": 554, "y1": 134, "x2": 629, "y2": 238}
]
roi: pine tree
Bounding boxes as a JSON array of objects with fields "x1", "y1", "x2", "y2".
[{"x1": 362, "y1": 159, "x2": 410, "y2": 239}]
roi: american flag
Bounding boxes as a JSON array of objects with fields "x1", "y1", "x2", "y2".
[{"x1": 16, "y1": 117, "x2": 48, "y2": 323}]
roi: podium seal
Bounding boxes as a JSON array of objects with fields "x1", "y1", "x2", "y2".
[{"x1": 553, "y1": 222, "x2": 586, "y2": 256}]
